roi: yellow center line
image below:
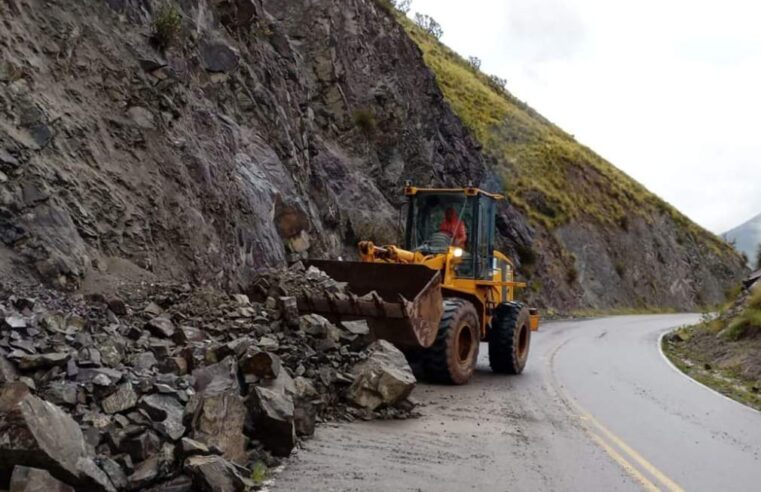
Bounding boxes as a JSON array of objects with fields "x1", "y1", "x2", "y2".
[
  {"x1": 545, "y1": 337, "x2": 686, "y2": 492},
  {"x1": 588, "y1": 432, "x2": 661, "y2": 492}
]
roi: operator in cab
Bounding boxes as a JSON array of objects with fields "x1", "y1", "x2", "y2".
[{"x1": 440, "y1": 207, "x2": 467, "y2": 247}]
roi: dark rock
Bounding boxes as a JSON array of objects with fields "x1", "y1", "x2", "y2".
[
  {"x1": 142, "y1": 474, "x2": 194, "y2": 492},
  {"x1": 101, "y1": 382, "x2": 139, "y2": 414},
  {"x1": 346, "y1": 340, "x2": 416, "y2": 411},
  {"x1": 239, "y1": 349, "x2": 281, "y2": 383},
  {"x1": 119, "y1": 431, "x2": 161, "y2": 463},
  {"x1": 9, "y1": 465, "x2": 75, "y2": 492},
  {"x1": 198, "y1": 38, "x2": 240, "y2": 73},
  {"x1": 144, "y1": 302, "x2": 163, "y2": 317},
  {"x1": 107, "y1": 298, "x2": 128, "y2": 316},
  {"x1": 158, "y1": 356, "x2": 188, "y2": 376},
  {"x1": 98, "y1": 457, "x2": 128, "y2": 491},
  {"x1": 43, "y1": 381, "x2": 78, "y2": 407},
  {"x1": 146, "y1": 316, "x2": 175, "y2": 338},
  {"x1": 0, "y1": 355, "x2": 19, "y2": 383},
  {"x1": 172, "y1": 326, "x2": 206, "y2": 344},
  {"x1": 248, "y1": 386, "x2": 296, "y2": 457},
  {"x1": 294, "y1": 401, "x2": 316, "y2": 437},
  {"x1": 128, "y1": 456, "x2": 160, "y2": 490},
  {"x1": 189, "y1": 380, "x2": 248, "y2": 464},
  {"x1": 184, "y1": 455, "x2": 251, "y2": 492}
]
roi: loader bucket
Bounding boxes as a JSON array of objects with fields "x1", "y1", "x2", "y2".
[{"x1": 298, "y1": 260, "x2": 443, "y2": 349}]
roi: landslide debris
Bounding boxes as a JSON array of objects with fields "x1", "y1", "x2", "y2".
[{"x1": 0, "y1": 263, "x2": 417, "y2": 491}]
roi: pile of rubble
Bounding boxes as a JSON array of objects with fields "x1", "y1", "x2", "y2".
[{"x1": 0, "y1": 263, "x2": 417, "y2": 491}]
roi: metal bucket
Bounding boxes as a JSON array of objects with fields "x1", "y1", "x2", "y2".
[{"x1": 297, "y1": 260, "x2": 443, "y2": 349}]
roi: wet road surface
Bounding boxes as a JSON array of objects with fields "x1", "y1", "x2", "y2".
[{"x1": 273, "y1": 315, "x2": 761, "y2": 491}]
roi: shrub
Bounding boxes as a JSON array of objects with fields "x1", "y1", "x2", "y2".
[
  {"x1": 152, "y1": 3, "x2": 182, "y2": 49},
  {"x1": 515, "y1": 242, "x2": 536, "y2": 267},
  {"x1": 352, "y1": 109, "x2": 377, "y2": 137},
  {"x1": 566, "y1": 266, "x2": 578, "y2": 284},
  {"x1": 414, "y1": 13, "x2": 443, "y2": 39},
  {"x1": 468, "y1": 56, "x2": 482, "y2": 71}
]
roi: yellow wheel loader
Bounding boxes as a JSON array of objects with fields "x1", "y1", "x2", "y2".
[{"x1": 298, "y1": 184, "x2": 539, "y2": 384}]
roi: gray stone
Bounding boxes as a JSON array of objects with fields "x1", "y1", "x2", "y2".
[
  {"x1": 191, "y1": 356, "x2": 238, "y2": 393},
  {"x1": 248, "y1": 386, "x2": 296, "y2": 457},
  {"x1": 184, "y1": 455, "x2": 251, "y2": 492},
  {"x1": 127, "y1": 106, "x2": 156, "y2": 130},
  {"x1": 4, "y1": 314, "x2": 28, "y2": 329},
  {"x1": 346, "y1": 340, "x2": 416, "y2": 411},
  {"x1": 144, "y1": 302, "x2": 163, "y2": 317},
  {"x1": 189, "y1": 380, "x2": 248, "y2": 464},
  {"x1": 119, "y1": 431, "x2": 161, "y2": 463},
  {"x1": 43, "y1": 381, "x2": 78, "y2": 407},
  {"x1": 199, "y1": 39, "x2": 240, "y2": 73},
  {"x1": 104, "y1": 394, "x2": 139, "y2": 423},
  {"x1": 9, "y1": 465, "x2": 75, "y2": 492},
  {"x1": 107, "y1": 298, "x2": 128, "y2": 316}
]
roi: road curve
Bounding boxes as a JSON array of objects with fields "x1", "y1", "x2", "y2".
[{"x1": 273, "y1": 315, "x2": 761, "y2": 491}]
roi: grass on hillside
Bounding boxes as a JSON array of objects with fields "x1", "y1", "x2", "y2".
[
  {"x1": 396, "y1": 13, "x2": 734, "y2": 258},
  {"x1": 663, "y1": 324, "x2": 761, "y2": 412}
]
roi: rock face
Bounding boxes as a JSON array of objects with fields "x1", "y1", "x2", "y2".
[
  {"x1": 347, "y1": 340, "x2": 416, "y2": 411},
  {"x1": 0, "y1": 0, "x2": 483, "y2": 297},
  {"x1": 9, "y1": 466, "x2": 75, "y2": 492}
]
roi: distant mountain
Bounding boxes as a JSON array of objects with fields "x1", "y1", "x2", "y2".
[{"x1": 725, "y1": 213, "x2": 761, "y2": 267}]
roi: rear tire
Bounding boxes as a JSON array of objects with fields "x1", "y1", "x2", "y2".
[
  {"x1": 423, "y1": 298, "x2": 480, "y2": 385},
  {"x1": 489, "y1": 302, "x2": 531, "y2": 374}
]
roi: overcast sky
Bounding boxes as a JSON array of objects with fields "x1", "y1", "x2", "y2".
[{"x1": 408, "y1": 0, "x2": 761, "y2": 233}]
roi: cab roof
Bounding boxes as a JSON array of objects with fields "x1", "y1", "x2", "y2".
[{"x1": 403, "y1": 185, "x2": 505, "y2": 201}]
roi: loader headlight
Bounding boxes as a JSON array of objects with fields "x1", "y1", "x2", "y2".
[{"x1": 453, "y1": 247, "x2": 464, "y2": 258}]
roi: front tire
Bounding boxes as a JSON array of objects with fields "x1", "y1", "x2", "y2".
[
  {"x1": 423, "y1": 298, "x2": 480, "y2": 385},
  {"x1": 489, "y1": 302, "x2": 531, "y2": 374}
]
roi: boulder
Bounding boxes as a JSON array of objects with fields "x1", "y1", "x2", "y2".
[
  {"x1": 184, "y1": 455, "x2": 251, "y2": 492},
  {"x1": 198, "y1": 39, "x2": 240, "y2": 73},
  {"x1": 189, "y1": 379, "x2": 248, "y2": 464},
  {"x1": 248, "y1": 386, "x2": 296, "y2": 456},
  {"x1": 346, "y1": 340, "x2": 416, "y2": 411},
  {"x1": 9, "y1": 465, "x2": 74, "y2": 492},
  {"x1": 128, "y1": 456, "x2": 160, "y2": 489},
  {"x1": 140, "y1": 394, "x2": 186, "y2": 441},
  {"x1": 0, "y1": 383, "x2": 115, "y2": 490}
]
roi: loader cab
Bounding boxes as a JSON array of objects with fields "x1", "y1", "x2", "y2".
[{"x1": 403, "y1": 186, "x2": 498, "y2": 280}]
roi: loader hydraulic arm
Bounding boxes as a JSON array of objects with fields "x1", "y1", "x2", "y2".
[{"x1": 358, "y1": 241, "x2": 423, "y2": 264}]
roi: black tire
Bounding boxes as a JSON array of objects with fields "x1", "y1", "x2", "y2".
[
  {"x1": 489, "y1": 302, "x2": 531, "y2": 374},
  {"x1": 423, "y1": 298, "x2": 480, "y2": 385}
]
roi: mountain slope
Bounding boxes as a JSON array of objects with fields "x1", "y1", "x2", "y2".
[
  {"x1": 725, "y1": 213, "x2": 761, "y2": 267},
  {"x1": 399, "y1": 13, "x2": 746, "y2": 310},
  {"x1": 0, "y1": 0, "x2": 746, "y2": 312}
]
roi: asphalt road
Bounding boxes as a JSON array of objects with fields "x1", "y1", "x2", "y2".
[{"x1": 273, "y1": 315, "x2": 761, "y2": 491}]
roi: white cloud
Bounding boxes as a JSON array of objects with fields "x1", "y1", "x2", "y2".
[{"x1": 409, "y1": 0, "x2": 761, "y2": 232}]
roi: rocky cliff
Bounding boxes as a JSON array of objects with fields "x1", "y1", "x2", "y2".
[{"x1": 0, "y1": 0, "x2": 746, "y2": 310}]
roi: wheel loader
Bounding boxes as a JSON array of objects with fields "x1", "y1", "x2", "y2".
[{"x1": 298, "y1": 184, "x2": 539, "y2": 384}]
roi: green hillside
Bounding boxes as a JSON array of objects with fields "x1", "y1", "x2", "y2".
[{"x1": 399, "y1": 15, "x2": 732, "y2": 256}]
